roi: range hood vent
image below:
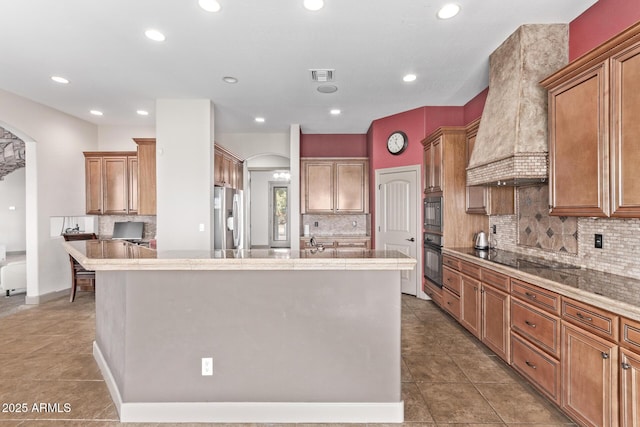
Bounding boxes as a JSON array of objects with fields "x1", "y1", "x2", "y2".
[
  {"x1": 310, "y1": 69, "x2": 335, "y2": 82},
  {"x1": 467, "y1": 24, "x2": 568, "y2": 186}
]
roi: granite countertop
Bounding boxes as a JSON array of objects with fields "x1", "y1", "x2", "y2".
[
  {"x1": 445, "y1": 247, "x2": 640, "y2": 321},
  {"x1": 63, "y1": 240, "x2": 416, "y2": 272},
  {"x1": 300, "y1": 235, "x2": 371, "y2": 239}
]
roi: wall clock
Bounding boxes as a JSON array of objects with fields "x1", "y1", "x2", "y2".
[{"x1": 387, "y1": 131, "x2": 408, "y2": 155}]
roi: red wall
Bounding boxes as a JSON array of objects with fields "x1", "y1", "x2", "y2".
[
  {"x1": 463, "y1": 88, "x2": 489, "y2": 124},
  {"x1": 569, "y1": 0, "x2": 640, "y2": 60},
  {"x1": 300, "y1": 134, "x2": 367, "y2": 157}
]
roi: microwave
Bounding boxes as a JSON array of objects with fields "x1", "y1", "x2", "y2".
[{"x1": 424, "y1": 196, "x2": 442, "y2": 232}]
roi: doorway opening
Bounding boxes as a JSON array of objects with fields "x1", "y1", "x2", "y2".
[{"x1": 269, "y1": 181, "x2": 290, "y2": 248}]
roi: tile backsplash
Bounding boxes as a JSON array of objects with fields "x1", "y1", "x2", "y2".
[
  {"x1": 99, "y1": 215, "x2": 156, "y2": 240},
  {"x1": 489, "y1": 185, "x2": 640, "y2": 280},
  {"x1": 301, "y1": 214, "x2": 369, "y2": 237}
]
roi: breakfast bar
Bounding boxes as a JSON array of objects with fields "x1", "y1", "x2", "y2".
[{"x1": 63, "y1": 240, "x2": 416, "y2": 424}]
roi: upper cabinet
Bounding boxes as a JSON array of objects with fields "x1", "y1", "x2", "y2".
[
  {"x1": 134, "y1": 138, "x2": 156, "y2": 216},
  {"x1": 542, "y1": 23, "x2": 640, "y2": 218},
  {"x1": 464, "y1": 119, "x2": 514, "y2": 215},
  {"x1": 214, "y1": 144, "x2": 243, "y2": 190},
  {"x1": 424, "y1": 136, "x2": 442, "y2": 194},
  {"x1": 300, "y1": 158, "x2": 369, "y2": 214},
  {"x1": 84, "y1": 151, "x2": 137, "y2": 215}
]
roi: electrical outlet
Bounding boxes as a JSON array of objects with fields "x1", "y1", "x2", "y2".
[
  {"x1": 314, "y1": 221, "x2": 319, "y2": 227},
  {"x1": 492, "y1": 225, "x2": 497, "y2": 234},
  {"x1": 199, "y1": 224, "x2": 205, "y2": 232},
  {"x1": 201, "y1": 357, "x2": 213, "y2": 376},
  {"x1": 595, "y1": 233, "x2": 603, "y2": 249}
]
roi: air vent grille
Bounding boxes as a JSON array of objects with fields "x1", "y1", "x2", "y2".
[{"x1": 310, "y1": 69, "x2": 335, "y2": 82}]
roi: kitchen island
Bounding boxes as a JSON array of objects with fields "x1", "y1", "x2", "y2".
[{"x1": 63, "y1": 240, "x2": 415, "y2": 424}]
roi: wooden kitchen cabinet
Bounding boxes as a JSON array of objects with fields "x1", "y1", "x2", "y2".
[
  {"x1": 423, "y1": 136, "x2": 442, "y2": 193},
  {"x1": 300, "y1": 158, "x2": 369, "y2": 214},
  {"x1": 561, "y1": 320, "x2": 618, "y2": 427},
  {"x1": 214, "y1": 144, "x2": 243, "y2": 189},
  {"x1": 541, "y1": 23, "x2": 640, "y2": 218},
  {"x1": 460, "y1": 274, "x2": 481, "y2": 338},
  {"x1": 133, "y1": 138, "x2": 156, "y2": 215},
  {"x1": 84, "y1": 152, "x2": 137, "y2": 215},
  {"x1": 620, "y1": 347, "x2": 640, "y2": 427},
  {"x1": 464, "y1": 118, "x2": 514, "y2": 215},
  {"x1": 481, "y1": 282, "x2": 510, "y2": 362}
]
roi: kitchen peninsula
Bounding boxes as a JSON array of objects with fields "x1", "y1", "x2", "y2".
[{"x1": 63, "y1": 239, "x2": 416, "y2": 424}]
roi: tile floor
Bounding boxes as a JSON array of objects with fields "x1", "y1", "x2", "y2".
[{"x1": 0, "y1": 293, "x2": 576, "y2": 426}]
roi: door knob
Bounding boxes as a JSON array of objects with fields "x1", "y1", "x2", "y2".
[{"x1": 406, "y1": 237, "x2": 415, "y2": 242}]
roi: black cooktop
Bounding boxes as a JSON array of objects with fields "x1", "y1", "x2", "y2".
[{"x1": 455, "y1": 247, "x2": 581, "y2": 271}]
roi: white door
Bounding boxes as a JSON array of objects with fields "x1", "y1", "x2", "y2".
[{"x1": 377, "y1": 167, "x2": 420, "y2": 296}]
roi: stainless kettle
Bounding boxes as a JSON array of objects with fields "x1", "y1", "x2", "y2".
[{"x1": 474, "y1": 231, "x2": 489, "y2": 250}]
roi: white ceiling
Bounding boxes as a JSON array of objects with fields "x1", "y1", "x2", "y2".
[{"x1": 0, "y1": 0, "x2": 597, "y2": 135}]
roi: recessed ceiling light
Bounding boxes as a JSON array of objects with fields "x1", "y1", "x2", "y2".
[
  {"x1": 51, "y1": 76, "x2": 69, "y2": 84},
  {"x1": 304, "y1": 0, "x2": 324, "y2": 11},
  {"x1": 403, "y1": 74, "x2": 417, "y2": 82},
  {"x1": 317, "y1": 84, "x2": 338, "y2": 94},
  {"x1": 330, "y1": 109, "x2": 341, "y2": 115},
  {"x1": 222, "y1": 76, "x2": 238, "y2": 84},
  {"x1": 199, "y1": 0, "x2": 221, "y2": 12},
  {"x1": 90, "y1": 110, "x2": 103, "y2": 116},
  {"x1": 137, "y1": 110, "x2": 149, "y2": 116},
  {"x1": 437, "y1": 3, "x2": 461, "y2": 19},
  {"x1": 255, "y1": 117, "x2": 265, "y2": 123},
  {"x1": 145, "y1": 29, "x2": 166, "y2": 42}
]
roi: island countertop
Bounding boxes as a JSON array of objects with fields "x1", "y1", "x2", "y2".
[{"x1": 63, "y1": 239, "x2": 417, "y2": 271}]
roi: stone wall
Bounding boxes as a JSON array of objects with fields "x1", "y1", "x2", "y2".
[{"x1": 0, "y1": 127, "x2": 25, "y2": 180}]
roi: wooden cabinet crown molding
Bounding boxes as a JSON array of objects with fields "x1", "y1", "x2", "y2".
[
  {"x1": 83, "y1": 151, "x2": 137, "y2": 157},
  {"x1": 214, "y1": 143, "x2": 244, "y2": 162},
  {"x1": 420, "y1": 126, "x2": 466, "y2": 147},
  {"x1": 133, "y1": 138, "x2": 156, "y2": 146}
]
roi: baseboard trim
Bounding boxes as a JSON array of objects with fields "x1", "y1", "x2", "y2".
[
  {"x1": 93, "y1": 342, "x2": 404, "y2": 423},
  {"x1": 25, "y1": 288, "x2": 68, "y2": 305}
]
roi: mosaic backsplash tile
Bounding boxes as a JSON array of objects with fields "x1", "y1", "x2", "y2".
[
  {"x1": 301, "y1": 214, "x2": 369, "y2": 237},
  {"x1": 518, "y1": 185, "x2": 578, "y2": 254},
  {"x1": 99, "y1": 215, "x2": 156, "y2": 240}
]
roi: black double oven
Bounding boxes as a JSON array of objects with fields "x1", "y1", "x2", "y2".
[{"x1": 423, "y1": 196, "x2": 443, "y2": 288}]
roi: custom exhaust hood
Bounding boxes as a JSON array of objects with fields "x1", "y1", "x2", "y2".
[{"x1": 467, "y1": 24, "x2": 568, "y2": 187}]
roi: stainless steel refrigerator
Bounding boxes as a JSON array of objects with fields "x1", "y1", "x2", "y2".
[{"x1": 213, "y1": 187, "x2": 243, "y2": 249}]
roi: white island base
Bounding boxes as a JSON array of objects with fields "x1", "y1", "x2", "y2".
[{"x1": 93, "y1": 268, "x2": 405, "y2": 423}]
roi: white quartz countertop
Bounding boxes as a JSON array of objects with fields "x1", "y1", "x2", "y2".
[{"x1": 63, "y1": 240, "x2": 416, "y2": 271}]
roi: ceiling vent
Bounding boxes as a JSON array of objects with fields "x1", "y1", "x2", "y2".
[{"x1": 310, "y1": 69, "x2": 335, "y2": 82}]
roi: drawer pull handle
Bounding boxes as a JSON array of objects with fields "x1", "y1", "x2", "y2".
[
  {"x1": 525, "y1": 320, "x2": 537, "y2": 328},
  {"x1": 525, "y1": 292, "x2": 537, "y2": 300},
  {"x1": 622, "y1": 362, "x2": 632, "y2": 370},
  {"x1": 576, "y1": 312, "x2": 593, "y2": 322},
  {"x1": 447, "y1": 301, "x2": 452, "y2": 306},
  {"x1": 525, "y1": 361, "x2": 537, "y2": 369},
  {"x1": 602, "y1": 352, "x2": 609, "y2": 360}
]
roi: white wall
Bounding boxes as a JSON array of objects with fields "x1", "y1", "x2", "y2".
[
  {"x1": 0, "y1": 168, "x2": 26, "y2": 251},
  {"x1": 98, "y1": 124, "x2": 155, "y2": 151},
  {"x1": 156, "y1": 99, "x2": 213, "y2": 251},
  {"x1": 289, "y1": 125, "x2": 301, "y2": 251},
  {"x1": 0, "y1": 88, "x2": 98, "y2": 301},
  {"x1": 249, "y1": 171, "x2": 274, "y2": 247},
  {"x1": 216, "y1": 132, "x2": 289, "y2": 159}
]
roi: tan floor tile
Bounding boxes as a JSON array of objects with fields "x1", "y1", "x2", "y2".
[
  {"x1": 417, "y1": 382, "x2": 501, "y2": 424},
  {"x1": 404, "y1": 354, "x2": 468, "y2": 383},
  {"x1": 401, "y1": 358, "x2": 414, "y2": 381},
  {"x1": 404, "y1": 402, "x2": 435, "y2": 423},
  {"x1": 436, "y1": 424, "x2": 506, "y2": 427},
  {"x1": 476, "y1": 383, "x2": 572, "y2": 424},
  {"x1": 452, "y1": 353, "x2": 518, "y2": 383}
]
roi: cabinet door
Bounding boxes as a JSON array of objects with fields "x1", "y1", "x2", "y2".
[
  {"x1": 303, "y1": 162, "x2": 334, "y2": 213},
  {"x1": 482, "y1": 284, "x2": 510, "y2": 362},
  {"x1": 460, "y1": 275, "x2": 481, "y2": 338},
  {"x1": 136, "y1": 140, "x2": 156, "y2": 215},
  {"x1": 611, "y1": 42, "x2": 640, "y2": 217},
  {"x1": 621, "y1": 347, "x2": 640, "y2": 427},
  {"x1": 214, "y1": 149, "x2": 225, "y2": 186},
  {"x1": 128, "y1": 156, "x2": 138, "y2": 214},
  {"x1": 102, "y1": 156, "x2": 129, "y2": 215},
  {"x1": 222, "y1": 155, "x2": 234, "y2": 187},
  {"x1": 561, "y1": 321, "x2": 618, "y2": 427},
  {"x1": 548, "y1": 61, "x2": 609, "y2": 217},
  {"x1": 85, "y1": 157, "x2": 103, "y2": 214},
  {"x1": 335, "y1": 161, "x2": 367, "y2": 213},
  {"x1": 235, "y1": 161, "x2": 244, "y2": 190},
  {"x1": 424, "y1": 139, "x2": 442, "y2": 193}
]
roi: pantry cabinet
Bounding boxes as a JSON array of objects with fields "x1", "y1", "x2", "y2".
[
  {"x1": 300, "y1": 158, "x2": 369, "y2": 214},
  {"x1": 84, "y1": 151, "x2": 138, "y2": 215},
  {"x1": 542, "y1": 23, "x2": 640, "y2": 218},
  {"x1": 133, "y1": 138, "x2": 156, "y2": 215}
]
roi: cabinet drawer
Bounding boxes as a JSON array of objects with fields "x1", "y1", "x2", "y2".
[
  {"x1": 442, "y1": 254, "x2": 460, "y2": 270},
  {"x1": 481, "y1": 268, "x2": 509, "y2": 291},
  {"x1": 336, "y1": 240, "x2": 369, "y2": 248},
  {"x1": 561, "y1": 297, "x2": 618, "y2": 342},
  {"x1": 620, "y1": 317, "x2": 640, "y2": 353},
  {"x1": 460, "y1": 260, "x2": 481, "y2": 280},
  {"x1": 424, "y1": 280, "x2": 442, "y2": 307},
  {"x1": 511, "y1": 333, "x2": 561, "y2": 404},
  {"x1": 511, "y1": 299, "x2": 561, "y2": 358},
  {"x1": 511, "y1": 279, "x2": 560, "y2": 315},
  {"x1": 442, "y1": 267, "x2": 461, "y2": 295},
  {"x1": 442, "y1": 287, "x2": 460, "y2": 321}
]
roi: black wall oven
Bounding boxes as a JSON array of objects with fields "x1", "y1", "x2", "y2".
[
  {"x1": 424, "y1": 232, "x2": 443, "y2": 288},
  {"x1": 424, "y1": 196, "x2": 442, "y2": 232}
]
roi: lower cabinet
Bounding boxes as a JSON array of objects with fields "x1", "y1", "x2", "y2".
[
  {"x1": 481, "y1": 284, "x2": 510, "y2": 362},
  {"x1": 561, "y1": 321, "x2": 619, "y2": 427},
  {"x1": 442, "y1": 286, "x2": 460, "y2": 320},
  {"x1": 511, "y1": 332, "x2": 561, "y2": 404},
  {"x1": 620, "y1": 347, "x2": 640, "y2": 427},
  {"x1": 460, "y1": 274, "x2": 481, "y2": 338}
]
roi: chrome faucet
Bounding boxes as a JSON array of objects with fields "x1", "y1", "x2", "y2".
[{"x1": 309, "y1": 236, "x2": 317, "y2": 247}]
